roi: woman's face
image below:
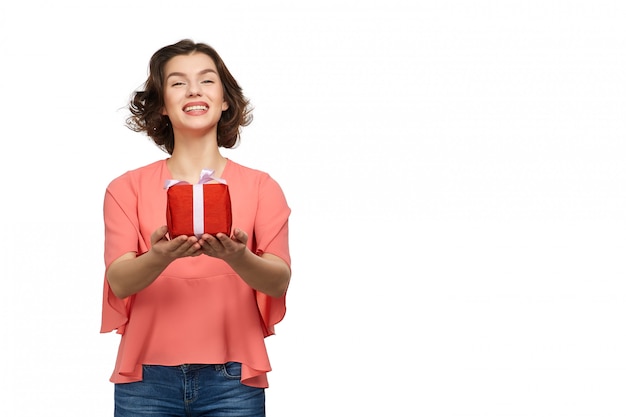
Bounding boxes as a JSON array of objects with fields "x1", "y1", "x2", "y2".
[{"x1": 161, "y1": 52, "x2": 229, "y2": 136}]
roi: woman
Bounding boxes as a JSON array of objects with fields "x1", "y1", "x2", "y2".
[{"x1": 100, "y1": 39, "x2": 291, "y2": 417}]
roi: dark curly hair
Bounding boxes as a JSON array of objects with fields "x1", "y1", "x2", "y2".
[{"x1": 126, "y1": 39, "x2": 252, "y2": 154}]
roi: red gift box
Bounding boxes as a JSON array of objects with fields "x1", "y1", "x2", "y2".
[{"x1": 165, "y1": 170, "x2": 232, "y2": 238}]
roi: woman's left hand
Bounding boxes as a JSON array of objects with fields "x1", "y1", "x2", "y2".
[{"x1": 199, "y1": 227, "x2": 248, "y2": 261}]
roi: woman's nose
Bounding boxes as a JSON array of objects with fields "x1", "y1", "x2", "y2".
[{"x1": 187, "y1": 83, "x2": 201, "y2": 96}]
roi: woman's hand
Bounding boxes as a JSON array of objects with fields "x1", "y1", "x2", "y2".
[
  {"x1": 198, "y1": 227, "x2": 248, "y2": 261},
  {"x1": 150, "y1": 225, "x2": 203, "y2": 260}
]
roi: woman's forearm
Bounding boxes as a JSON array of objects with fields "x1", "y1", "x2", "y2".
[
  {"x1": 106, "y1": 251, "x2": 171, "y2": 299},
  {"x1": 226, "y1": 251, "x2": 291, "y2": 298}
]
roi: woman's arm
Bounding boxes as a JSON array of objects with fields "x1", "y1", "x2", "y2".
[
  {"x1": 199, "y1": 228, "x2": 291, "y2": 298},
  {"x1": 106, "y1": 225, "x2": 203, "y2": 299}
]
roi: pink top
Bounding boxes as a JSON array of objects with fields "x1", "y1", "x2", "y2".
[{"x1": 100, "y1": 159, "x2": 291, "y2": 388}]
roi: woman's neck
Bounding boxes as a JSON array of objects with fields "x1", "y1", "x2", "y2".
[{"x1": 167, "y1": 144, "x2": 227, "y2": 182}]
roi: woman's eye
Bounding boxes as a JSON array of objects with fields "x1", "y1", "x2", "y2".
[
  {"x1": 202, "y1": 80, "x2": 214, "y2": 84},
  {"x1": 171, "y1": 81, "x2": 185, "y2": 87}
]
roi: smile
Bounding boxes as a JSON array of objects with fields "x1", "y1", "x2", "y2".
[{"x1": 184, "y1": 105, "x2": 209, "y2": 112}]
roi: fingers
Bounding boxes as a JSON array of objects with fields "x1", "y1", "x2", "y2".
[
  {"x1": 150, "y1": 226, "x2": 202, "y2": 259},
  {"x1": 199, "y1": 234, "x2": 226, "y2": 256},
  {"x1": 171, "y1": 234, "x2": 200, "y2": 251},
  {"x1": 199, "y1": 229, "x2": 246, "y2": 259},
  {"x1": 231, "y1": 228, "x2": 248, "y2": 245},
  {"x1": 155, "y1": 234, "x2": 201, "y2": 259},
  {"x1": 150, "y1": 225, "x2": 170, "y2": 246}
]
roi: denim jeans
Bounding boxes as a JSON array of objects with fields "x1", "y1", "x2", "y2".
[{"x1": 114, "y1": 363, "x2": 265, "y2": 417}]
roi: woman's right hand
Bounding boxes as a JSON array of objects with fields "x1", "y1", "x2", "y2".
[
  {"x1": 150, "y1": 225, "x2": 203, "y2": 260},
  {"x1": 107, "y1": 226, "x2": 203, "y2": 299}
]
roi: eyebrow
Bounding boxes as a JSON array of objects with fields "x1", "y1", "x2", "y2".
[{"x1": 166, "y1": 68, "x2": 218, "y2": 80}]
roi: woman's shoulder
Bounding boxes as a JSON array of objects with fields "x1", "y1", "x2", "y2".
[
  {"x1": 226, "y1": 159, "x2": 273, "y2": 182},
  {"x1": 107, "y1": 159, "x2": 167, "y2": 189},
  {"x1": 226, "y1": 159, "x2": 264, "y2": 175},
  {"x1": 225, "y1": 159, "x2": 287, "y2": 201}
]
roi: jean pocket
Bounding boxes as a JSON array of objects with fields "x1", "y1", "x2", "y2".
[{"x1": 221, "y1": 361, "x2": 242, "y2": 380}]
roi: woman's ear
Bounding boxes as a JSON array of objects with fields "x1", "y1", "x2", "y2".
[{"x1": 221, "y1": 100, "x2": 229, "y2": 111}]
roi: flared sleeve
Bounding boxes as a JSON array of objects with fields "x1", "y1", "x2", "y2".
[
  {"x1": 252, "y1": 172, "x2": 292, "y2": 337},
  {"x1": 100, "y1": 172, "x2": 149, "y2": 334}
]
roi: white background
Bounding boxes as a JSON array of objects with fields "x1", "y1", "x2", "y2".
[{"x1": 1, "y1": 1, "x2": 625, "y2": 416}]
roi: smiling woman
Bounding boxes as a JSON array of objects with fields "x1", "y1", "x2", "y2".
[
  {"x1": 100, "y1": 39, "x2": 291, "y2": 417},
  {"x1": 126, "y1": 40, "x2": 252, "y2": 155}
]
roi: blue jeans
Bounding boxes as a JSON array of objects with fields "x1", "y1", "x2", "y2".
[{"x1": 114, "y1": 363, "x2": 265, "y2": 417}]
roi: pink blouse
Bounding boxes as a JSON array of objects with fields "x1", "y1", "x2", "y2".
[{"x1": 100, "y1": 159, "x2": 291, "y2": 388}]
